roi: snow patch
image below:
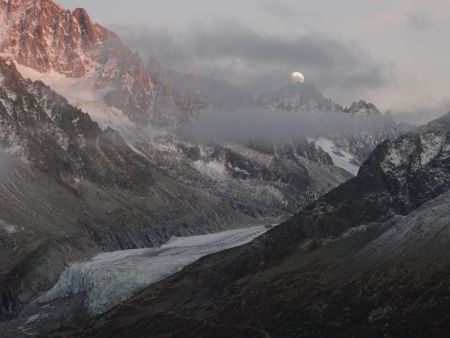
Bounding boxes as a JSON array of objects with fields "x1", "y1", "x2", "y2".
[
  {"x1": 24, "y1": 314, "x2": 41, "y2": 325},
  {"x1": 308, "y1": 137, "x2": 359, "y2": 176},
  {"x1": 0, "y1": 219, "x2": 22, "y2": 234},
  {"x1": 193, "y1": 160, "x2": 227, "y2": 181},
  {"x1": 420, "y1": 133, "x2": 444, "y2": 166},
  {"x1": 380, "y1": 132, "x2": 444, "y2": 172},
  {"x1": 382, "y1": 136, "x2": 417, "y2": 170}
]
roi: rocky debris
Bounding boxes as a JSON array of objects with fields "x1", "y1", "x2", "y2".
[{"x1": 139, "y1": 138, "x2": 350, "y2": 220}]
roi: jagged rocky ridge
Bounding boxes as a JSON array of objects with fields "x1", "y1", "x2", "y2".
[
  {"x1": 258, "y1": 82, "x2": 341, "y2": 113},
  {"x1": 257, "y1": 83, "x2": 408, "y2": 164},
  {"x1": 0, "y1": 58, "x2": 151, "y2": 188},
  {"x1": 54, "y1": 113, "x2": 450, "y2": 338}
]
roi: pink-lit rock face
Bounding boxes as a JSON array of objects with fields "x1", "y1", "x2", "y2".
[{"x1": 0, "y1": 0, "x2": 154, "y2": 123}]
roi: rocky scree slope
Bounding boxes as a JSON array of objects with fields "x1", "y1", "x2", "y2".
[
  {"x1": 55, "y1": 113, "x2": 450, "y2": 338},
  {"x1": 148, "y1": 136, "x2": 353, "y2": 217}
]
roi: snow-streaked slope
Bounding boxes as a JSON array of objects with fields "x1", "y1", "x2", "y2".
[
  {"x1": 308, "y1": 137, "x2": 359, "y2": 176},
  {"x1": 40, "y1": 225, "x2": 270, "y2": 315}
]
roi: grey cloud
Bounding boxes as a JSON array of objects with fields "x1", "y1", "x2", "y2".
[
  {"x1": 177, "y1": 106, "x2": 395, "y2": 144},
  {"x1": 115, "y1": 23, "x2": 393, "y2": 98},
  {"x1": 393, "y1": 98, "x2": 450, "y2": 125},
  {"x1": 406, "y1": 12, "x2": 431, "y2": 31},
  {"x1": 260, "y1": 0, "x2": 311, "y2": 24}
]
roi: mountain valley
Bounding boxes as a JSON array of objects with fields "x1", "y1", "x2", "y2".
[{"x1": 0, "y1": 1, "x2": 445, "y2": 337}]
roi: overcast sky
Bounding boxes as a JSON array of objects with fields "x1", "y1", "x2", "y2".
[{"x1": 59, "y1": 0, "x2": 450, "y2": 123}]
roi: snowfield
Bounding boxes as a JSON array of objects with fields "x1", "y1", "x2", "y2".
[
  {"x1": 14, "y1": 63, "x2": 135, "y2": 132},
  {"x1": 308, "y1": 137, "x2": 360, "y2": 176},
  {"x1": 40, "y1": 225, "x2": 270, "y2": 315}
]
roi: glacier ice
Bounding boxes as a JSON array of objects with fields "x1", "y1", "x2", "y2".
[{"x1": 39, "y1": 226, "x2": 268, "y2": 315}]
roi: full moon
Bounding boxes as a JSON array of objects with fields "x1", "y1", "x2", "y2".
[{"x1": 291, "y1": 71, "x2": 305, "y2": 84}]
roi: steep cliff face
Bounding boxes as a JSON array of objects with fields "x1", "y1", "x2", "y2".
[
  {"x1": 0, "y1": 0, "x2": 153, "y2": 123},
  {"x1": 0, "y1": 0, "x2": 107, "y2": 76},
  {"x1": 0, "y1": 58, "x2": 152, "y2": 188}
]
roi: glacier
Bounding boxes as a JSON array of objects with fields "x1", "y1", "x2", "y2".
[{"x1": 39, "y1": 225, "x2": 270, "y2": 315}]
